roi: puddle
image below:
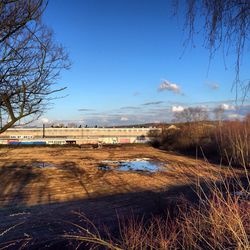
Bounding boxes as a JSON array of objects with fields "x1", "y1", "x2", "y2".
[
  {"x1": 31, "y1": 162, "x2": 55, "y2": 169},
  {"x1": 118, "y1": 161, "x2": 165, "y2": 172},
  {"x1": 98, "y1": 159, "x2": 166, "y2": 173},
  {"x1": 98, "y1": 165, "x2": 111, "y2": 171}
]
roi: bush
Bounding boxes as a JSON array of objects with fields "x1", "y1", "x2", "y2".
[
  {"x1": 214, "y1": 116, "x2": 250, "y2": 167},
  {"x1": 152, "y1": 115, "x2": 250, "y2": 168}
]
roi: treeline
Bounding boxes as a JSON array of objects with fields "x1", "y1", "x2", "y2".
[{"x1": 151, "y1": 114, "x2": 250, "y2": 168}]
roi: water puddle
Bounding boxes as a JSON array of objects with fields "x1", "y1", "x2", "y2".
[
  {"x1": 31, "y1": 162, "x2": 55, "y2": 169},
  {"x1": 98, "y1": 159, "x2": 166, "y2": 173},
  {"x1": 98, "y1": 165, "x2": 112, "y2": 171}
]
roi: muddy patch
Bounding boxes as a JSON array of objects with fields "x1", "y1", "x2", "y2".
[{"x1": 98, "y1": 159, "x2": 166, "y2": 173}]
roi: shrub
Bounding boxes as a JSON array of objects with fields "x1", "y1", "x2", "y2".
[
  {"x1": 152, "y1": 115, "x2": 250, "y2": 168},
  {"x1": 214, "y1": 117, "x2": 250, "y2": 167}
]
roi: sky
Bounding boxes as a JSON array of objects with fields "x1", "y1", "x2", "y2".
[{"x1": 40, "y1": 0, "x2": 250, "y2": 126}]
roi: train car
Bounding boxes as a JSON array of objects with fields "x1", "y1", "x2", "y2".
[
  {"x1": 8, "y1": 141, "x2": 46, "y2": 145},
  {"x1": 46, "y1": 139, "x2": 66, "y2": 145}
]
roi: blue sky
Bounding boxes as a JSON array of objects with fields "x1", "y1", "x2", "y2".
[{"x1": 40, "y1": 0, "x2": 250, "y2": 126}]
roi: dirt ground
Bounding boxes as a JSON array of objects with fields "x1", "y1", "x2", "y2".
[{"x1": 0, "y1": 144, "x2": 242, "y2": 249}]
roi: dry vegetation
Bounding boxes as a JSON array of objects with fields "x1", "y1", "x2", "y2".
[
  {"x1": 0, "y1": 116, "x2": 249, "y2": 249},
  {"x1": 62, "y1": 117, "x2": 250, "y2": 249},
  {"x1": 0, "y1": 144, "x2": 226, "y2": 207},
  {"x1": 0, "y1": 144, "x2": 242, "y2": 247},
  {"x1": 152, "y1": 114, "x2": 250, "y2": 168},
  {"x1": 64, "y1": 165, "x2": 250, "y2": 250}
]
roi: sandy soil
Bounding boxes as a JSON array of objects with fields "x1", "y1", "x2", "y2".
[{"x1": 0, "y1": 145, "x2": 241, "y2": 249}]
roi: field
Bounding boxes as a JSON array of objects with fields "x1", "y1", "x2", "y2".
[{"x1": 0, "y1": 144, "x2": 244, "y2": 248}]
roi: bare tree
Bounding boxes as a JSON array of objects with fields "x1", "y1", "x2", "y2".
[
  {"x1": 68, "y1": 122, "x2": 77, "y2": 128},
  {"x1": 213, "y1": 106, "x2": 225, "y2": 124},
  {"x1": 0, "y1": 0, "x2": 70, "y2": 133},
  {"x1": 175, "y1": 0, "x2": 250, "y2": 98},
  {"x1": 0, "y1": 0, "x2": 45, "y2": 42},
  {"x1": 173, "y1": 107, "x2": 209, "y2": 123}
]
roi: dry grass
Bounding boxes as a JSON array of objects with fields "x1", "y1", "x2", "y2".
[
  {"x1": 154, "y1": 114, "x2": 250, "y2": 168},
  {"x1": 64, "y1": 162, "x2": 250, "y2": 249},
  {"x1": 0, "y1": 223, "x2": 31, "y2": 250},
  {"x1": 215, "y1": 115, "x2": 250, "y2": 168},
  {"x1": 178, "y1": 177, "x2": 250, "y2": 249},
  {"x1": 0, "y1": 144, "x2": 248, "y2": 249},
  {"x1": 0, "y1": 144, "x2": 235, "y2": 207}
]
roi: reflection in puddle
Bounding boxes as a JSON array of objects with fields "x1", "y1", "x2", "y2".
[
  {"x1": 98, "y1": 159, "x2": 166, "y2": 173},
  {"x1": 31, "y1": 162, "x2": 55, "y2": 168},
  {"x1": 118, "y1": 161, "x2": 165, "y2": 172}
]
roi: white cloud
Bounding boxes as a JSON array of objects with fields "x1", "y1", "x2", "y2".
[
  {"x1": 120, "y1": 117, "x2": 129, "y2": 121},
  {"x1": 40, "y1": 117, "x2": 49, "y2": 124},
  {"x1": 158, "y1": 80, "x2": 181, "y2": 94},
  {"x1": 172, "y1": 105, "x2": 184, "y2": 112},
  {"x1": 220, "y1": 103, "x2": 235, "y2": 111}
]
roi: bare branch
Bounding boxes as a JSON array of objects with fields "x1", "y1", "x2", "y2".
[
  {"x1": 0, "y1": 0, "x2": 70, "y2": 133},
  {"x1": 176, "y1": 0, "x2": 250, "y2": 98}
]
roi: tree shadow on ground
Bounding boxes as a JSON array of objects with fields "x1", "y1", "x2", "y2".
[{"x1": 0, "y1": 165, "x2": 248, "y2": 250}]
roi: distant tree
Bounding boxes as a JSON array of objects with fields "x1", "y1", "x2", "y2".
[
  {"x1": 58, "y1": 123, "x2": 65, "y2": 128},
  {"x1": 174, "y1": 107, "x2": 209, "y2": 123},
  {"x1": 68, "y1": 122, "x2": 77, "y2": 128},
  {"x1": 246, "y1": 113, "x2": 250, "y2": 122},
  {"x1": 213, "y1": 106, "x2": 225, "y2": 124},
  {"x1": 0, "y1": 0, "x2": 70, "y2": 133},
  {"x1": 175, "y1": 0, "x2": 250, "y2": 97},
  {"x1": 173, "y1": 107, "x2": 209, "y2": 146}
]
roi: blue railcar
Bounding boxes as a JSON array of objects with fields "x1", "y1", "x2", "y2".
[{"x1": 8, "y1": 141, "x2": 46, "y2": 145}]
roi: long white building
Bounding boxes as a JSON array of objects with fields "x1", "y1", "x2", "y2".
[{"x1": 0, "y1": 127, "x2": 161, "y2": 145}]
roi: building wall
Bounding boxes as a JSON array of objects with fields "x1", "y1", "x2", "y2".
[{"x1": 0, "y1": 127, "x2": 161, "y2": 144}]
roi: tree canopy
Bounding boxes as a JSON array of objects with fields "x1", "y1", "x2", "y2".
[{"x1": 0, "y1": 0, "x2": 70, "y2": 133}]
